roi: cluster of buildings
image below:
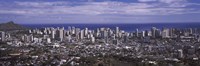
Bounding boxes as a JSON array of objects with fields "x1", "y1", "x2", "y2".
[
  {"x1": 1, "y1": 26, "x2": 200, "y2": 66},
  {"x1": 17, "y1": 26, "x2": 200, "y2": 44}
]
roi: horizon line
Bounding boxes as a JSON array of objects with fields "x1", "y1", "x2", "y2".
[
  {"x1": 1, "y1": 21, "x2": 200, "y2": 24},
  {"x1": 20, "y1": 22, "x2": 200, "y2": 24}
]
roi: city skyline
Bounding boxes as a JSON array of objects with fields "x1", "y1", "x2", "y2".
[
  {"x1": 0, "y1": 0, "x2": 200, "y2": 24},
  {"x1": 1, "y1": 23, "x2": 200, "y2": 66}
]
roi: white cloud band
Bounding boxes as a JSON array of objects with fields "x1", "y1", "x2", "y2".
[{"x1": 0, "y1": 0, "x2": 199, "y2": 16}]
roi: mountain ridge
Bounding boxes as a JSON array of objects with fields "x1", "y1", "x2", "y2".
[{"x1": 0, "y1": 21, "x2": 29, "y2": 31}]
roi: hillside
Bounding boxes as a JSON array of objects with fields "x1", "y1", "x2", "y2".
[{"x1": 0, "y1": 21, "x2": 28, "y2": 31}]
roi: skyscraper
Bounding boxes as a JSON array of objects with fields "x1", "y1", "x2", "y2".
[
  {"x1": 136, "y1": 28, "x2": 139, "y2": 37},
  {"x1": 80, "y1": 30, "x2": 84, "y2": 40},
  {"x1": 84, "y1": 28, "x2": 88, "y2": 37},
  {"x1": 51, "y1": 28, "x2": 56, "y2": 39},
  {"x1": 68, "y1": 26, "x2": 72, "y2": 34},
  {"x1": 151, "y1": 27, "x2": 156, "y2": 38},
  {"x1": 162, "y1": 28, "x2": 170, "y2": 38},
  {"x1": 0, "y1": 31, "x2": 5, "y2": 42},
  {"x1": 90, "y1": 34, "x2": 95, "y2": 43},
  {"x1": 116, "y1": 27, "x2": 119, "y2": 37},
  {"x1": 59, "y1": 27, "x2": 65, "y2": 41}
]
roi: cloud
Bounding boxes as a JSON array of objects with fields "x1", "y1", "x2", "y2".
[
  {"x1": 0, "y1": 0, "x2": 199, "y2": 16},
  {"x1": 0, "y1": 0, "x2": 200, "y2": 24},
  {"x1": 138, "y1": 0, "x2": 187, "y2": 3},
  {"x1": 158, "y1": 0, "x2": 187, "y2": 4},
  {"x1": 138, "y1": 0, "x2": 157, "y2": 2},
  {"x1": 14, "y1": 1, "x2": 71, "y2": 8}
]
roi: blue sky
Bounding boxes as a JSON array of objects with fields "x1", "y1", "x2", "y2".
[{"x1": 0, "y1": 0, "x2": 200, "y2": 24}]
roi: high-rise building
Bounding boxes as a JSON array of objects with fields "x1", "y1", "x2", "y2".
[
  {"x1": 72, "y1": 27, "x2": 76, "y2": 35},
  {"x1": 169, "y1": 28, "x2": 173, "y2": 38},
  {"x1": 145, "y1": 30, "x2": 149, "y2": 37},
  {"x1": 155, "y1": 29, "x2": 161, "y2": 38},
  {"x1": 123, "y1": 33, "x2": 128, "y2": 43},
  {"x1": 90, "y1": 34, "x2": 95, "y2": 43},
  {"x1": 68, "y1": 26, "x2": 72, "y2": 34},
  {"x1": 51, "y1": 28, "x2": 56, "y2": 39},
  {"x1": 95, "y1": 28, "x2": 100, "y2": 38},
  {"x1": 108, "y1": 29, "x2": 113, "y2": 37},
  {"x1": 162, "y1": 28, "x2": 170, "y2": 38},
  {"x1": 75, "y1": 28, "x2": 80, "y2": 36},
  {"x1": 115, "y1": 27, "x2": 119, "y2": 37},
  {"x1": 142, "y1": 31, "x2": 145, "y2": 37},
  {"x1": 80, "y1": 30, "x2": 84, "y2": 40},
  {"x1": 67, "y1": 35, "x2": 72, "y2": 43},
  {"x1": 136, "y1": 29, "x2": 139, "y2": 37},
  {"x1": 59, "y1": 27, "x2": 65, "y2": 41},
  {"x1": 84, "y1": 28, "x2": 88, "y2": 37},
  {"x1": 43, "y1": 28, "x2": 48, "y2": 35},
  {"x1": 151, "y1": 27, "x2": 156, "y2": 38},
  {"x1": 0, "y1": 31, "x2": 5, "y2": 42},
  {"x1": 151, "y1": 27, "x2": 161, "y2": 38},
  {"x1": 103, "y1": 30, "x2": 108, "y2": 39}
]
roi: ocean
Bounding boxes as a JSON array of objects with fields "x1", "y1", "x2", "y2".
[{"x1": 23, "y1": 23, "x2": 200, "y2": 32}]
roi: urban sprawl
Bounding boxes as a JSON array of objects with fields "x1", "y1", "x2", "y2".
[{"x1": 1, "y1": 26, "x2": 200, "y2": 66}]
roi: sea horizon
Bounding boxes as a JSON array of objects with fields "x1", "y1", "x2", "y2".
[{"x1": 20, "y1": 22, "x2": 200, "y2": 24}]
